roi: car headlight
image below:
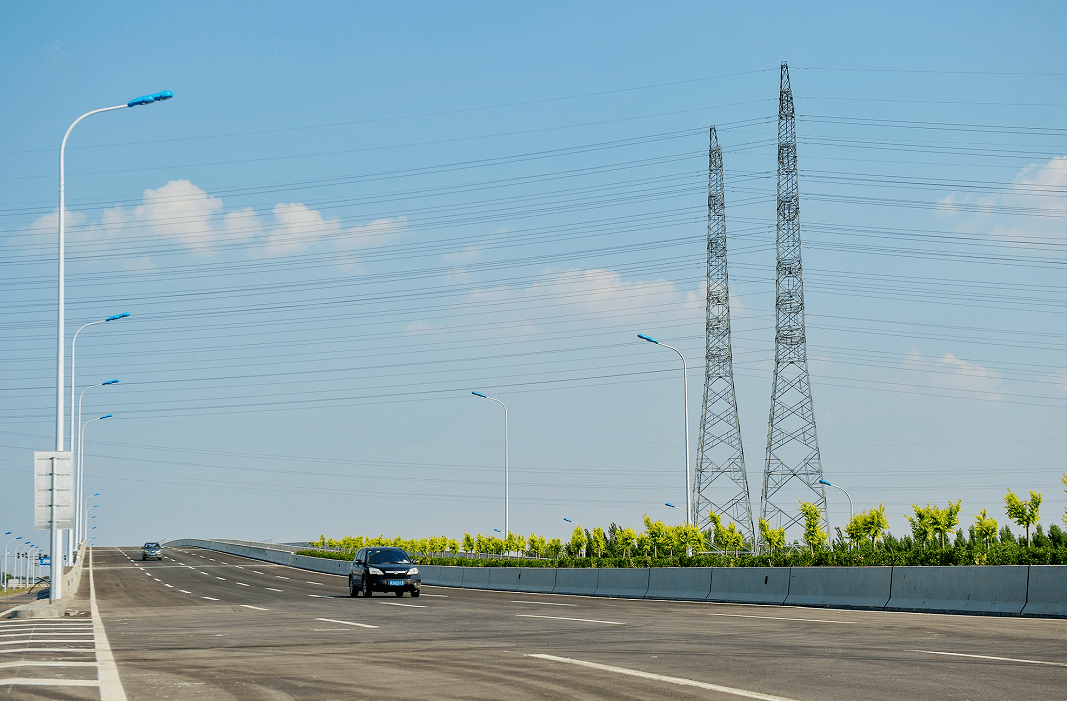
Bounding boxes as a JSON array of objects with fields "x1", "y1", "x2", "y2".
[
  {"x1": 368, "y1": 567, "x2": 384, "y2": 575},
  {"x1": 408, "y1": 567, "x2": 418, "y2": 575}
]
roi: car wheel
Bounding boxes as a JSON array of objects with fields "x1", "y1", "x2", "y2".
[
  {"x1": 411, "y1": 590, "x2": 420, "y2": 598},
  {"x1": 362, "y1": 577, "x2": 372, "y2": 597},
  {"x1": 395, "y1": 590, "x2": 404, "y2": 597},
  {"x1": 349, "y1": 579, "x2": 358, "y2": 598}
]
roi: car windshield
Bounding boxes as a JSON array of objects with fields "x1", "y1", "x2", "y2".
[
  {"x1": 144, "y1": 543, "x2": 160, "y2": 549},
  {"x1": 368, "y1": 548, "x2": 409, "y2": 565}
]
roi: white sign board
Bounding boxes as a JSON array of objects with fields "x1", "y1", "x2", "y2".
[{"x1": 33, "y1": 451, "x2": 75, "y2": 529}]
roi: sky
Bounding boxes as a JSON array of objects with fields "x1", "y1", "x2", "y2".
[{"x1": 2, "y1": 2, "x2": 1066, "y2": 550}]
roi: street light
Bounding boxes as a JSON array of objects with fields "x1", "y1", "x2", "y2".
[
  {"x1": 819, "y1": 479, "x2": 853, "y2": 538},
  {"x1": 55, "y1": 92, "x2": 170, "y2": 604},
  {"x1": 79, "y1": 416, "x2": 111, "y2": 542},
  {"x1": 75, "y1": 381, "x2": 117, "y2": 550},
  {"x1": 472, "y1": 391, "x2": 509, "y2": 536},
  {"x1": 81, "y1": 493, "x2": 100, "y2": 555},
  {"x1": 563, "y1": 517, "x2": 586, "y2": 557},
  {"x1": 2, "y1": 534, "x2": 20, "y2": 592},
  {"x1": 637, "y1": 333, "x2": 692, "y2": 527}
]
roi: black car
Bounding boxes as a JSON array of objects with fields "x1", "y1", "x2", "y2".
[{"x1": 348, "y1": 547, "x2": 421, "y2": 598}]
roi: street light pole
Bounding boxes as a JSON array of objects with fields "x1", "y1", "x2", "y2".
[
  {"x1": 563, "y1": 517, "x2": 585, "y2": 558},
  {"x1": 638, "y1": 333, "x2": 692, "y2": 527},
  {"x1": 2, "y1": 534, "x2": 20, "y2": 592},
  {"x1": 472, "y1": 391, "x2": 509, "y2": 536},
  {"x1": 79, "y1": 416, "x2": 111, "y2": 544},
  {"x1": 819, "y1": 479, "x2": 853, "y2": 541},
  {"x1": 56, "y1": 90, "x2": 171, "y2": 603},
  {"x1": 75, "y1": 381, "x2": 117, "y2": 549},
  {"x1": 82, "y1": 494, "x2": 100, "y2": 553}
]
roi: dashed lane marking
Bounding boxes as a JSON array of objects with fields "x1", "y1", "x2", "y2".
[
  {"x1": 380, "y1": 602, "x2": 427, "y2": 608},
  {"x1": 910, "y1": 650, "x2": 1067, "y2": 667},
  {"x1": 315, "y1": 617, "x2": 378, "y2": 629},
  {"x1": 216, "y1": 577, "x2": 226, "y2": 580},
  {"x1": 202, "y1": 596, "x2": 220, "y2": 601},
  {"x1": 512, "y1": 600, "x2": 576, "y2": 606},
  {"x1": 265, "y1": 587, "x2": 284, "y2": 592},
  {"x1": 241, "y1": 605, "x2": 269, "y2": 611},
  {"x1": 517, "y1": 614, "x2": 623, "y2": 625},
  {"x1": 237, "y1": 582, "x2": 249, "y2": 587},
  {"x1": 527, "y1": 654, "x2": 799, "y2": 701},
  {"x1": 706, "y1": 613, "x2": 854, "y2": 625},
  {"x1": 179, "y1": 590, "x2": 192, "y2": 594},
  {"x1": 306, "y1": 581, "x2": 324, "y2": 585}
]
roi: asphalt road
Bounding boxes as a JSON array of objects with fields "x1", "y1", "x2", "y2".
[{"x1": 6, "y1": 546, "x2": 1065, "y2": 700}]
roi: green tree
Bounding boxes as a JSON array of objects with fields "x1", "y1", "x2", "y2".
[
  {"x1": 905, "y1": 504, "x2": 935, "y2": 548},
  {"x1": 567, "y1": 526, "x2": 587, "y2": 557},
  {"x1": 970, "y1": 509, "x2": 998, "y2": 548},
  {"x1": 1004, "y1": 489, "x2": 1042, "y2": 546},
  {"x1": 844, "y1": 512, "x2": 866, "y2": 548},
  {"x1": 590, "y1": 527, "x2": 607, "y2": 558},
  {"x1": 546, "y1": 538, "x2": 563, "y2": 558},
  {"x1": 527, "y1": 534, "x2": 547, "y2": 558},
  {"x1": 706, "y1": 512, "x2": 743, "y2": 555},
  {"x1": 863, "y1": 504, "x2": 890, "y2": 546},
  {"x1": 1061, "y1": 474, "x2": 1066, "y2": 528},
  {"x1": 617, "y1": 527, "x2": 638, "y2": 557},
  {"x1": 928, "y1": 500, "x2": 961, "y2": 548},
  {"x1": 799, "y1": 501, "x2": 828, "y2": 552},
  {"x1": 462, "y1": 533, "x2": 474, "y2": 553},
  {"x1": 758, "y1": 519, "x2": 786, "y2": 553},
  {"x1": 642, "y1": 515, "x2": 670, "y2": 558}
]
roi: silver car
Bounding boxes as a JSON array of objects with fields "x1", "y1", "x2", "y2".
[{"x1": 142, "y1": 542, "x2": 163, "y2": 560}]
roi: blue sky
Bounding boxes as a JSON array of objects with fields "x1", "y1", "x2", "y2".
[{"x1": 2, "y1": 2, "x2": 1066, "y2": 548}]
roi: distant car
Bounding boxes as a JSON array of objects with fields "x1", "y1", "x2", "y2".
[
  {"x1": 142, "y1": 542, "x2": 163, "y2": 561},
  {"x1": 348, "y1": 547, "x2": 420, "y2": 598}
]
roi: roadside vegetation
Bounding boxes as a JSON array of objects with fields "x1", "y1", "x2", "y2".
[{"x1": 299, "y1": 480, "x2": 1067, "y2": 567}]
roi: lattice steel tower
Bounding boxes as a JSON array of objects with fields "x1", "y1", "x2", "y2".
[
  {"x1": 694, "y1": 126, "x2": 755, "y2": 543},
  {"x1": 760, "y1": 63, "x2": 827, "y2": 538}
]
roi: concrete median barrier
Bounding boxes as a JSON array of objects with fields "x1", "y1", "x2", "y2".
[
  {"x1": 1021, "y1": 566, "x2": 1067, "y2": 618},
  {"x1": 513, "y1": 567, "x2": 557, "y2": 593},
  {"x1": 418, "y1": 565, "x2": 440, "y2": 584},
  {"x1": 887, "y1": 565, "x2": 1028, "y2": 615},
  {"x1": 645, "y1": 567, "x2": 713, "y2": 601},
  {"x1": 553, "y1": 568, "x2": 599, "y2": 596},
  {"x1": 708, "y1": 567, "x2": 790, "y2": 605},
  {"x1": 594, "y1": 568, "x2": 650, "y2": 598},
  {"x1": 785, "y1": 566, "x2": 892, "y2": 610},
  {"x1": 434, "y1": 566, "x2": 464, "y2": 587},
  {"x1": 462, "y1": 567, "x2": 491, "y2": 589},
  {"x1": 486, "y1": 568, "x2": 521, "y2": 591}
]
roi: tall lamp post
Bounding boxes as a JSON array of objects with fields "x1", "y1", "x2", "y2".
[
  {"x1": 819, "y1": 479, "x2": 853, "y2": 539},
  {"x1": 79, "y1": 416, "x2": 111, "y2": 546},
  {"x1": 81, "y1": 493, "x2": 100, "y2": 552},
  {"x1": 563, "y1": 517, "x2": 585, "y2": 557},
  {"x1": 75, "y1": 381, "x2": 117, "y2": 553},
  {"x1": 54, "y1": 91, "x2": 172, "y2": 603},
  {"x1": 638, "y1": 333, "x2": 692, "y2": 527},
  {"x1": 2, "y1": 534, "x2": 19, "y2": 591},
  {"x1": 472, "y1": 391, "x2": 509, "y2": 536}
]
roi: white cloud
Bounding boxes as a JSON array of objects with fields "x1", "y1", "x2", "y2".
[
  {"x1": 24, "y1": 179, "x2": 405, "y2": 259},
  {"x1": 904, "y1": 349, "x2": 1000, "y2": 396}
]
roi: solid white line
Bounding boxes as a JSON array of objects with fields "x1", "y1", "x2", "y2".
[
  {"x1": 527, "y1": 654, "x2": 800, "y2": 701},
  {"x1": 314, "y1": 617, "x2": 378, "y2": 629},
  {"x1": 91, "y1": 549, "x2": 129, "y2": 701},
  {"x1": 241, "y1": 605, "x2": 269, "y2": 611},
  {"x1": 265, "y1": 587, "x2": 284, "y2": 592},
  {"x1": 518, "y1": 614, "x2": 623, "y2": 625},
  {"x1": 0, "y1": 678, "x2": 100, "y2": 687},
  {"x1": 911, "y1": 650, "x2": 1067, "y2": 667},
  {"x1": 0, "y1": 648, "x2": 95, "y2": 655},
  {"x1": 202, "y1": 596, "x2": 219, "y2": 601},
  {"x1": 0, "y1": 639, "x2": 96, "y2": 645},
  {"x1": 512, "y1": 600, "x2": 576, "y2": 607},
  {"x1": 380, "y1": 602, "x2": 427, "y2": 608},
  {"x1": 0, "y1": 661, "x2": 98, "y2": 669},
  {"x1": 707, "y1": 613, "x2": 854, "y2": 625}
]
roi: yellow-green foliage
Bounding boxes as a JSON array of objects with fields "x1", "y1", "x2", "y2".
[
  {"x1": 799, "y1": 501, "x2": 828, "y2": 552},
  {"x1": 758, "y1": 519, "x2": 785, "y2": 552},
  {"x1": 1004, "y1": 489, "x2": 1042, "y2": 546}
]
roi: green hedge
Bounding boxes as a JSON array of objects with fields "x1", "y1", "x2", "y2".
[{"x1": 296, "y1": 549, "x2": 353, "y2": 561}]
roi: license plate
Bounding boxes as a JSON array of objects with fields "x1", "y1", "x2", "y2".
[{"x1": 388, "y1": 580, "x2": 404, "y2": 587}]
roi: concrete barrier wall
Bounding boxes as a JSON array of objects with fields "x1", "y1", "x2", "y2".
[
  {"x1": 785, "y1": 567, "x2": 893, "y2": 610},
  {"x1": 169, "y1": 539, "x2": 1064, "y2": 618},
  {"x1": 594, "y1": 568, "x2": 650, "y2": 599},
  {"x1": 645, "y1": 567, "x2": 713, "y2": 601},
  {"x1": 1021, "y1": 566, "x2": 1067, "y2": 618},
  {"x1": 553, "y1": 568, "x2": 599, "y2": 596},
  {"x1": 709, "y1": 567, "x2": 790, "y2": 604},
  {"x1": 514, "y1": 567, "x2": 557, "y2": 593},
  {"x1": 888, "y1": 565, "x2": 1028, "y2": 615}
]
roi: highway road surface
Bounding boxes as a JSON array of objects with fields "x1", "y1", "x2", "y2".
[{"x1": 2, "y1": 546, "x2": 1065, "y2": 700}]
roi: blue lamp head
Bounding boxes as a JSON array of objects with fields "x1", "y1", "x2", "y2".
[
  {"x1": 563, "y1": 518, "x2": 573, "y2": 523},
  {"x1": 471, "y1": 391, "x2": 486, "y2": 398},
  {"x1": 818, "y1": 479, "x2": 831, "y2": 486},
  {"x1": 493, "y1": 529, "x2": 502, "y2": 533},
  {"x1": 3, "y1": 531, "x2": 10, "y2": 536},
  {"x1": 100, "y1": 414, "x2": 113, "y2": 420},
  {"x1": 93, "y1": 493, "x2": 100, "y2": 497},
  {"x1": 103, "y1": 379, "x2": 119, "y2": 386},
  {"x1": 638, "y1": 333, "x2": 659, "y2": 344},
  {"x1": 665, "y1": 503, "x2": 676, "y2": 508},
  {"x1": 127, "y1": 91, "x2": 173, "y2": 107},
  {"x1": 105, "y1": 312, "x2": 130, "y2": 322}
]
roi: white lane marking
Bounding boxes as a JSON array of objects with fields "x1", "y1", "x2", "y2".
[
  {"x1": 307, "y1": 581, "x2": 324, "y2": 585},
  {"x1": 527, "y1": 654, "x2": 800, "y2": 701},
  {"x1": 518, "y1": 614, "x2": 623, "y2": 625},
  {"x1": 179, "y1": 590, "x2": 192, "y2": 594},
  {"x1": 144, "y1": 572, "x2": 152, "y2": 576},
  {"x1": 420, "y1": 594, "x2": 448, "y2": 597},
  {"x1": 0, "y1": 679, "x2": 100, "y2": 687},
  {"x1": 216, "y1": 577, "x2": 226, "y2": 580},
  {"x1": 911, "y1": 650, "x2": 1067, "y2": 667},
  {"x1": 164, "y1": 584, "x2": 174, "y2": 588},
  {"x1": 307, "y1": 594, "x2": 328, "y2": 598},
  {"x1": 209, "y1": 558, "x2": 215, "y2": 561},
  {"x1": 236, "y1": 582, "x2": 249, "y2": 587},
  {"x1": 0, "y1": 648, "x2": 95, "y2": 655},
  {"x1": 0, "y1": 631, "x2": 93, "y2": 637},
  {"x1": 707, "y1": 613, "x2": 854, "y2": 625},
  {"x1": 276, "y1": 576, "x2": 289, "y2": 580},
  {"x1": 152, "y1": 578, "x2": 160, "y2": 582},
  {"x1": 91, "y1": 549, "x2": 129, "y2": 701},
  {"x1": 234, "y1": 565, "x2": 243, "y2": 569},
  {"x1": 265, "y1": 587, "x2": 284, "y2": 592},
  {"x1": 0, "y1": 639, "x2": 96, "y2": 645},
  {"x1": 0, "y1": 661, "x2": 98, "y2": 669},
  {"x1": 380, "y1": 602, "x2": 427, "y2": 608},
  {"x1": 199, "y1": 572, "x2": 209, "y2": 575},
  {"x1": 315, "y1": 617, "x2": 378, "y2": 629},
  {"x1": 512, "y1": 600, "x2": 576, "y2": 606},
  {"x1": 252, "y1": 571, "x2": 265, "y2": 575},
  {"x1": 202, "y1": 596, "x2": 219, "y2": 601},
  {"x1": 241, "y1": 605, "x2": 269, "y2": 611}
]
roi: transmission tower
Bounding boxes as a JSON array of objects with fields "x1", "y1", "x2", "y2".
[
  {"x1": 694, "y1": 126, "x2": 755, "y2": 543},
  {"x1": 759, "y1": 62, "x2": 828, "y2": 539}
]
